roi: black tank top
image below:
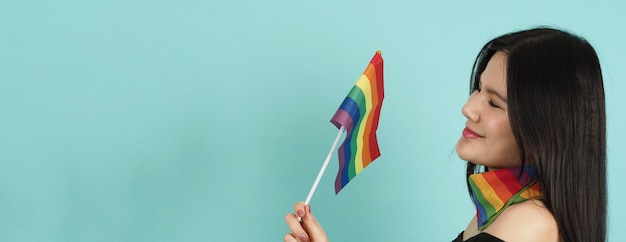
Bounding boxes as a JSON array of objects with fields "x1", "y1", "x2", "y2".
[{"x1": 452, "y1": 232, "x2": 504, "y2": 242}]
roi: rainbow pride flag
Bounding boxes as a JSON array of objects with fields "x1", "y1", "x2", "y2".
[
  {"x1": 330, "y1": 51, "x2": 384, "y2": 194},
  {"x1": 469, "y1": 167, "x2": 542, "y2": 228}
]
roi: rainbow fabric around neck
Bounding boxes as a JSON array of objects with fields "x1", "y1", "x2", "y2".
[
  {"x1": 469, "y1": 166, "x2": 542, "y2": 229},
  {"x1": 330, "y1": 51, "x2": 384, "y2": 194}
]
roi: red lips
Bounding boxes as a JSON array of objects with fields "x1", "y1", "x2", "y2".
[{"x1": 462, "y1": 127, "x2": 482, "y2": 138}]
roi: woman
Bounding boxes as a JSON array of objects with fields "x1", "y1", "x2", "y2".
[{"x1": 284, "y1": 27, "x2": 607, "y2": 242}]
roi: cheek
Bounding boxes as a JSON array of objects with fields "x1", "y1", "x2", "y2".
[
  {"x1": 493, "y1": 120, "x2": 520, "y2": 156},
  {"x1": 486, "y1": 113, "x2": 512, "y2": 134},
  {"x1": 488, "y1": 117, "x2": 516, "y2": 145}
]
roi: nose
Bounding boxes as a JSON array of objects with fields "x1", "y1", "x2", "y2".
[{"x1": 462, "y1": 91, "x2": 479, "y2": 122}]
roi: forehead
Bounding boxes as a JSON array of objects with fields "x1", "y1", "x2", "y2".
[{"x1": 480, "y1": 52, "x2": 508, "y2": 89}]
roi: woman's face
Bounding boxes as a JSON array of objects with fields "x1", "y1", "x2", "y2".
[{"x1": 456, "y1": 51, "x2": 521, "y2": 169}]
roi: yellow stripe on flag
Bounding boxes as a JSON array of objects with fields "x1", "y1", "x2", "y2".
[
  {"x1": 473, "y1": 174, "x2": 505, "y2": 209},
  {"x1": 353, "y1": 73, "x2": 373, "y2": 174}
]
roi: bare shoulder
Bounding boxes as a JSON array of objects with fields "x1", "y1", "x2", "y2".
[{"x1": 483, "y1": 199, "x2": 558, "y2": 242}]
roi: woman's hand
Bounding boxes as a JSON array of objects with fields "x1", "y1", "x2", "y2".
[{"x1": 284, "y1": 202, "x2": 329, "y2": 242}]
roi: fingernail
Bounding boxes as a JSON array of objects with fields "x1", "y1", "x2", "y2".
[
  {"x1": 300, "y1": 234, "x2": 310, "y2": 242},
  {"x1": 296, "y1": 209, "x2": 305, "y2": 217},
  {"x1": 305, "y1": 205, "x2": 311, "y2": 213}
]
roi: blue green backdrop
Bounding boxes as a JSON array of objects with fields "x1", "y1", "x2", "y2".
[{"x1": 1, "y1": 1, "x2": 624, "y2": 241}]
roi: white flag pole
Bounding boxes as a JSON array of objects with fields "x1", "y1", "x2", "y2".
[{"x1": 304, "y1": 126, "x2": 345, "y2": 205}]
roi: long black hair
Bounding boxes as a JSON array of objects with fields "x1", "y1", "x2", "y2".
[{"x1": 466, "y1": 27, "x2": 607, "y2": 242}]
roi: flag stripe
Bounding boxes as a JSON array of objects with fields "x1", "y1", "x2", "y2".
[
  {"x1": 494, "y1": 170, "x2": 523, "y2": 196},
  {"x1": 471, "y1": 174, "x2": 499, "y2": 215},
  {"x1": 336, "y1": 97, "x2": 361, "y2": 186},
  {"x1": 365, "y1": 57, "x2": 383, "y2": 167},
  {"x1": 354, "y1": 75, "x2": 373, "y2": 173},
  {"x1": 520, "y1": 182, "x2": 542, "y2": 199},
  {"x1": 471, "y1": 194, "x2": 488, "y2": 225},
  {"x1": 487, "y1": 171, "x2": 517, "y2": 201},
  {"x1": 361, "y1": 64, "x2": 377, "y2": 168},
  {"x1": 345, "y1": 86, "x2": 365, "y2": 180}
]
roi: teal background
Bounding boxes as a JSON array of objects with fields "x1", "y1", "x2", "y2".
[{"x1": 1, "y1": 1, "x2": 624, "y2": 241}]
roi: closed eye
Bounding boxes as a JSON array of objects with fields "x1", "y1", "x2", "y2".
[{"x1": 488, "y1": 100, "x2": 500, "y2": 108}]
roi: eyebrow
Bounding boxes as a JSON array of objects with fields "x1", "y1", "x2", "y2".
[{"x1": 485, "y1": 87, "x2": 508, "y2": 103}]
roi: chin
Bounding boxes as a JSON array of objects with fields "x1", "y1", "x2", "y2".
[{"x1": 455, "y1": 142, "x2": 474, "y2": 161}]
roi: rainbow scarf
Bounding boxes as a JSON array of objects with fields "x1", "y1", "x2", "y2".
[
  {"x1": 469, "y1": 166, "x2": 543, "y2": 229},
  {"x1": 330, "y1": 51, "x2": 384, "y2": 194}
]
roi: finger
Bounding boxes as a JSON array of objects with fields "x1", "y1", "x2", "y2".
[
  {"x1": 293, "y1": 201, "x2": 306, "y2": 218},
  {"x1": 301, "y1": 205, "x2": 327, "y2": 240},
  {"x1": 283, "y1": 233, "x2": 298, "y2": 242},
  {"x1": 285, "y1": 213, "x2": 310, "y2": 242}
]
